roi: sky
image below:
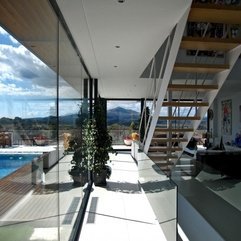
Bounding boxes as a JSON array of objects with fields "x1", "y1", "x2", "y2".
[
  {"x1": 0, "y1": 26, "x2": 143, "y2": 119},
  {"x1": 0, "y1": 26, "x2": 81, "y2": 118},
  {"x1": 107, "y1": 100, "x2": 141, "y2": 113}
]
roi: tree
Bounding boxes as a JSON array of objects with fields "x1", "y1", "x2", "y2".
[{"x1": 93, "y1": 97, "x2": 114, "y2": 173}]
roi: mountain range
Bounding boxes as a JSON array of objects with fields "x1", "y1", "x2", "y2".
[
  {"x1": 0, "y1": 107, "x2": 140, "y2": 127},
  {"x1": 107, "y1": 107, "x2": 140, "y2": 126},
  {"x1": 0, "y1": 107, "x2": 207, "y2": 129}
]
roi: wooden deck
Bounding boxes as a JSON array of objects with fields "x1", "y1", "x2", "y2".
[
  {"x1": 0, "y1": 154, "x2": 84, "y2": 241},
  {"x1": 0, "y1": 163, "x2": 33, "y2": 217}
]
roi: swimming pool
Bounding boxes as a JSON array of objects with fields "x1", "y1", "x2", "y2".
[{"x1": 0, "y1": 154, "x2": 41, "y2": 179}]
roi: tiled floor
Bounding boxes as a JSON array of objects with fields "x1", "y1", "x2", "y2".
[
  {"x1": 80, "y1": 153, "x2": 168, "y2": 241},
  {"x1": 0, "y1": 150, "x2": 168, "y2": 241}
]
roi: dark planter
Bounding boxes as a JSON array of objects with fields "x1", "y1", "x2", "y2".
[
  {"x1": 93, "y1": 166, "x2": 112, "y2": 186},
  {"x1": 93, "y1": 169, "x2": 107, "y2": 186},
  {"x1": 69, "y1": 168, "x2": 88, "y2": 187}
]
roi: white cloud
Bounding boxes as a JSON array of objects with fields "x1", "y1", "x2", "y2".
[
  {"x1": 0, "y1": 81, "x2": 24, "y2": 95},
  {"x1": 9, "y1": 35, "x2": 19, "y2": 45},
  {"x1": 107, "y1": 101, "x2": 140, "y2": 112},
  {"x1": 0, "y1": 43, "x2": 58, "y2": 94},
  {"x1": 0, "y1": 28, "x2": 84, "y2": 119},
  {"x1": 0, "y1": 26, "x2": 20, "y2": 45},
  {"x1": 0, "y1": 42, "x2": 82, "y2": 98},
  {"x1": 0, "y1": 26, "x2": 7, "y2": 35}
]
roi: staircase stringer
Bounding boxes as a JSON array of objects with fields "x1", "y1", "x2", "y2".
[
  {"x1": 143, "y1": 6, "x2": 191, "y2": 154},
  {"x1": 178, "y1": 44, "x2": 241, "y2": 157}
]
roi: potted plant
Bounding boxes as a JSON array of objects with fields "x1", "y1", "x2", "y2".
[
  {"x1": 68, "y1": 147, "x2": 88, "y2": 186},
  {"x1": 93, "y1": 98, "x2": 115, "y2": 186},
  {"x1": 68, "y1": 119, "x2": 97, "y2": 186},
  {"x1": 69, "y1": 98, "x2": 115, "y2": 187},
  {"x1": 33, "y1": 134, "x2": 48, "y2": 146},
  {"x1": 123, "y1": 121, "x2": 139, "y2": 145},
  {"x1": 68, "y1": 101, "x2": 91, "y2": 186},
  {"x1": 123, "y1": 135, "x2": 133, "y2": 146}
]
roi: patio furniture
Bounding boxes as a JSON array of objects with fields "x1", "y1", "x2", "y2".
[{"x1": 0, "y1": 132, "x2": 12, "y2": 147}]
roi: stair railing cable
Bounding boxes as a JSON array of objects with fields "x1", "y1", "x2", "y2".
[
  {"x1": 141, "y1": 35, "x2": 171, "y2": 147},
  {"x1": 179, "y1": 27, "x2": 229, "y2": 129},
  {"x1": 139, "y1": 57, "x2": 155, "y2": 147},
  {"x1": 169, "y1": 22, "x2": 212, "y2": 143},
  {"x1": 172, "y1": 22, "x2": 211, "y2": 118},
  {"x1": 171, "y1": 18, "x2": 228, "y2": 145}
]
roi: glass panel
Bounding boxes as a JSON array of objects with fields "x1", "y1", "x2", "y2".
[
  {"x1": 107, "y1": 100, "x2": 140, "y2": 145},
  {"x1": 0, "y1": 0, "x2": 59, "y2": 240},
  {"x1": 133, "y1": 142, "x2": 177, "y2": 241},
  {"x1": 58, "y1": 16, "x2": 89, "y2": 241}
]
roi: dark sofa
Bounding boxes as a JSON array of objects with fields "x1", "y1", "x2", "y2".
[{"x1": 196, "y1": 150, "x2": 241, "y2": 178}]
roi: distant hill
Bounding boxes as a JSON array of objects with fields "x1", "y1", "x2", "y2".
[
  {"x1": 0, "y1": 114, "x2": 79, "y2": 128},
  {"x1": 107, "y1": 107, "x2": 140, "y2": 126},
  {"x1": 0, "y1": 107, "x2": 207, "y2": 129},
  {"x1": 0, "y1": 107, "x2": 140, "y2": 128}
]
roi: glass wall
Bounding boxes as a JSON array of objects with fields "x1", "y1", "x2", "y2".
[
  {"x1": 132, "y1": 141, "x2": 177, "y2": 241},
  {"x1": 107, "y1": 100, "x2": 140, "y2": 145},
  {"x1": 58, "y1": 17, "x2": 89, "y2": 241},
  {"x1": 0, "y1": 1, "x2": 89, "y2": 240}
]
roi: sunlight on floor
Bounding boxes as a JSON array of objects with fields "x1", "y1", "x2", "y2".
[{"x1": 30, "y1": 228, "x2": 61, "y2": 240}]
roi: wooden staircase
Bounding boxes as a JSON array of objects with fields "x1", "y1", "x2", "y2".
[{"x1": 147, "y1": 1, "x2": 241, "y2": 175}]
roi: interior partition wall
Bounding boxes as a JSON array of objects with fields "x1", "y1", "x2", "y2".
[{"x1": 0, "y1": 1, "x2": 91, "y2": 240}]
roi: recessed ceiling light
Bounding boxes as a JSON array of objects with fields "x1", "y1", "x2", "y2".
[
  {"x1": 114, "y1": 65, "x2": 118, "y2": 68},
  {"x1": 115, "y1": 45, "x2": 120, "y2": 48},
  {"x1": 118, "y1": 0, "x2": 125, "y2": 3}
]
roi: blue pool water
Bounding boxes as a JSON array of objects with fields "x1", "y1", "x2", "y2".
[{"x1": 0, "y1": 154, "x2": 40, "y2": 179}]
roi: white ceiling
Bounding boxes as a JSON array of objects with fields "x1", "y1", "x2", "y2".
[{"x1": 57, "y1": 0, "x2": 192, "y2": 98}]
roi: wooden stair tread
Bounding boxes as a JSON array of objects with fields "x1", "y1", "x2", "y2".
[
  {"x1": 163, "y1": 101, "x2": 209, "y2": 107},
  {"x1": 148, "y1": 155, "x2": 178, "y2": 161},
  {"x1": 149, "y1": 146, "x2": 182, "y2": 152},
  {"x1": 189, "y1": 3, "x2": 241, "y2": 24},
  {"x1": 148, "y1": 153, "x2": 178, "y2": 158},
  {"x1": 154, "y1": 163, "x2": 175, "y2": 168},
  {"x1": 168, "y1": 84, "x2": 218, "y2": 91},
  {"x1": 152, "y1": 137, "x2": 188, "y2": 142},
  {"x1": 158, "y1": 116, "x2": 200, "y2": 120},
  {"x1": 181, "y1": 37, "x2": 241, "y2": 51},
  {"x1": 174, "y1": 63, "x2": 229, "y2": 73},
  {"x1": 155, "y1": 128, "x2": 194, "y2": 132}
]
